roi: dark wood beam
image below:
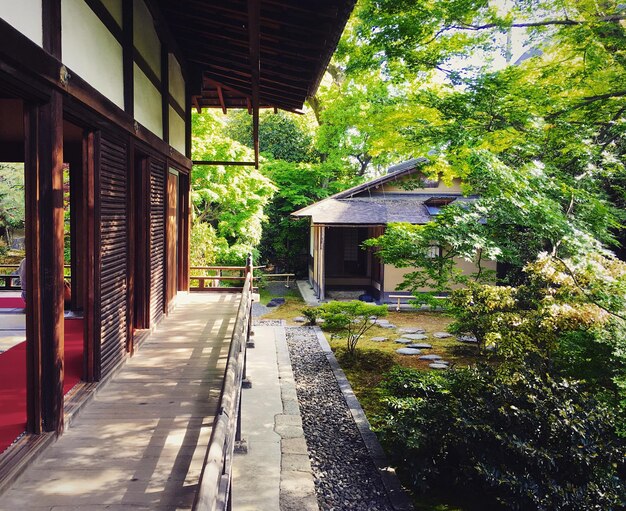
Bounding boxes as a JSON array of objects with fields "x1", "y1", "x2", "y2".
[
  {"x1": 38, "y1": 91, "x2": 65, "y2": 434},
  {"x1": 24, "y1": 104, "x2": 43, "y2": 435},
  {"x1": 123, "y1": 0, "x2": 134, "y2": 116},
  {"x1": 42, "y1": 0, "x2": 61, "y2": 59},
  {"x1": 161, "y1": 46, "x2": 169, "y2": 143},
  {"x1": 216, "y1": 85, "x2": 227, "y2": 114},
  {"x1": 248, "y1": 0, "x2": 260, "y2": 168},
  {"x1": 192, "y1": 160, "x2": 256, "y2": 166}
]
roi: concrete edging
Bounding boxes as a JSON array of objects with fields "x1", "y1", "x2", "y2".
[
  {"x1": 274, "y1": 322, "x2": 319, "y2": 511},
  {"x1": 313, "y1": 326, "x2": 414, "y2": 511}
]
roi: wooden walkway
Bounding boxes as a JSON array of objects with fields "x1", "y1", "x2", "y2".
[{"x1": 0, "y1": 292, "x2": 239, "y2": 511}]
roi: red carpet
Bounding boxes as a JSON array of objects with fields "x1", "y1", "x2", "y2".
[
  {"x1": 0, "y1": 319, "x2": 83, "y2": 454},
  {"x1": 0, "y1": 297, "x2": 26, "y2": 309}
]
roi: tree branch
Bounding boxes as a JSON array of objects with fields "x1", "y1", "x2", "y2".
[{"x1": 553, "y1": 256, "x2": 626, "y2": 322}]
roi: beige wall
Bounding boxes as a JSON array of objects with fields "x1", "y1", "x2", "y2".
[
  {"x1": 168, "y1": 54, "x2": 185, "y2": 109},
  {"x1": 0, "y1": 0, "x2": 42, "y2": 46},
  {"x1": 380, "y1": 175, "x2": 463, "y2": 194},
  {"x1": 62, "y1": 0, "x2": 124, "y2": 109},
  {"x1": 101, "y1": 0, "x2": 122, "y2": 27},
  {"x1": 169, "y1": 106, "x2": 185, "y2": 154},
  {"x1": 133, "y1": 0, "x2": 161, "y2": 76},
  {"x1": 383, "y1": 255, "x2": 497, "y2": 294},
  {"x1": 134, "y1": 62, "x2": 163, "y2": 137}
]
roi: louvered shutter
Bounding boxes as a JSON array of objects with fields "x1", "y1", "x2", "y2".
[
  {"x1": 99, "y1": 136, "x2": 128, "y2": 377},
  {"x1": 149, "y1": 160, "x2": 166, "y2": 325}
]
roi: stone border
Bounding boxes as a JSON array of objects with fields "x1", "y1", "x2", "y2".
[
  {"x1": 274, "y1": 322, "x2": 319, "y2": 511},
  {"x1": 313, "y1": 326, "x2": 414, "y2": 511}
]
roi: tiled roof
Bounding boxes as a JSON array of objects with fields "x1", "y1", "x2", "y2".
[{"x1": 293, "y1": 197, "x2": 434, "y2": 225}]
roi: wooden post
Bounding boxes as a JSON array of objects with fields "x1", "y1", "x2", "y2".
[
  {"x1": 82, "y1": 131, "x2": 98, "y2": 382},
  {"x1": 27, "y1": 91, "x2": 65, "y2": 435}
]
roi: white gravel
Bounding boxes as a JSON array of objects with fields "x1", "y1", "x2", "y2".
[{"x1": 285, "y1": 326, "x2": 395, "y2": 511}]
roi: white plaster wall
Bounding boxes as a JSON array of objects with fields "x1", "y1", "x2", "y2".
[
  {"x1": 134, "y1": 62, "x2": 163, "y2": 137},
  {"x1": 169, "y1": 107, "x2": 185, "y2": 154},
  {"x1": 62, "y1": 0, "x2": 124, "y2": 109},
  {"x1": 168, "y1": 54, "x2": 185, "y2": 109},
  {"x1": 134, "y1": 0, "x2": 160, "y2": 76},
  {"x1": 0, "y1": 0, "x2": 43, "y2": 47},
  {"x1": 101, "y1": 0, "x2": 122, "y2": 27}
]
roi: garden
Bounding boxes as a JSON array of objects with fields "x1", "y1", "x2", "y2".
[{"x1": 188, "y1": 0, "x2": 626, "y2": 508}]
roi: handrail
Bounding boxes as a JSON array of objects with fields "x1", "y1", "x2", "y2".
[{"x1": 193, "y1": 254, "x2": 254, "y2": 511}]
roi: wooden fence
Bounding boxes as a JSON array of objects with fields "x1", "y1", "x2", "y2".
[{"x1": 192, "y1": 256, "x2": 254, "y2": 511}]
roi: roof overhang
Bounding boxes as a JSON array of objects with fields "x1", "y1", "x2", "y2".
[{"x1": 156, "y1": 0, "x2": 355, "y2": 109}]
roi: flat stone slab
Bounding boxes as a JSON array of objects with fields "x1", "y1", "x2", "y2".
[
  {"x1": 371, "y1": 319, "x2": 390, "y2": 324},
  {"x1": 396, "y1": 348, "x2": 422, "y2": 355},
  {"x1": 395, "y1": 338, "x2": 413, "y2": 344},
  {"x1": 419, "y1": 354, "x2": 442, "y2": 361},
  {"x1": 433, "y1": 332, "x2": 454, "y2": 339},
  {"x1": 370, "y1": 337, "x2": 388, "y2": 342},
  {"x1": 429, "y1": 363, "x2": 449, "y2": 370},
  {"x1": 403, "y1": 333, "x2": 428, "y2": 340},
  {"x1": 379, "y1": 323, "x2": 396, "y2": 329},
  {"x1": 406, "y1": 343, "x2": 432, "y2": 349},
  {"x1": 293, "y1": 316, "x2": 307, "y2": 323},
  {"x1": 457, "y1": 334, "x2": 478, "y2": 343},
  {"x1": 397, "y1": 327, "x2": 425, "y2": 334}
]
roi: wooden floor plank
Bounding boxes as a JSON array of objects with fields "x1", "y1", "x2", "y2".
[{"x1": 0, "y1": 293, "x2": 239, "y2": 511}]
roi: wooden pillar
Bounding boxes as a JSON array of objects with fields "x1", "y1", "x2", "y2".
[
  {"x1": 82, "y1": 131, "x2": 98, "y2": 382},
  {"x1": 25, "y1": 92, "x2": 65, "y2": 434},
  {"x1": 178, "y1": 172, "x2": 190, "y2": 292},
  {"x1": 319, "y1": 226, "x2": 325, "y2": 301}
]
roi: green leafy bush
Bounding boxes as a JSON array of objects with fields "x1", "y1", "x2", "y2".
[
  {"x1": 302, "y1": 306, "x2": 321, "y2": 326},
  {"x1": 377, "y1": 365, "x2": 626, "y2": 511},
  {"x1": 317, "y1": 300, "x2": 387, "y2": 356}
]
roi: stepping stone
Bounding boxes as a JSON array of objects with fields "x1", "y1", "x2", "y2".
[
  {"x1": 380, "y1": 323, "x2": 397, "y2": 329},
  {"x1": 370, "y1": 337, "x2": 388, "y2": 342},
  {"x1": 419, "y1": 354, "x2": 442, "y2": 361},
  {"x1": 457, "y1": 335, "x2": 478, "y2": 343},
  {"x1": 433, "y1": 332, "x2": 453, "y2": 339},
  {"x1": 395, "y1": 338, "x2": 413, "y2": 344},
  {"x1": 406, "y1": 343, "x2": 432, "y2": 349},
  {"x1": 403, "y1": 333, "x2": 428, "y2": 340},
  {"x1": 398, "y1": 327, "x2": 425, "y2": 334},
  {"x1": 293, "y1": 316, "x2": 307, "y2": 323},
  {"x1": 396, "y1": 348, "x2": 422, "y2": 355},
  {"x1": 429, "y1": 363, "x2": 449, "y2": 370}
]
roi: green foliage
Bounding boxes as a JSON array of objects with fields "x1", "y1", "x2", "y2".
[
  {"x1": 191, "y1": 111, "x2": 276, "y2": 262},
  {"x1": 301, "y1": 306, "x2": 320, "y2": 326},
  {"x1": 377, "y1": 364, "x2": 626, "y2": 511},
  {"x1": 0, "y1": 163, "x2": 24, "y2": 244},
  {"x1": 365, "y1": 204, "x2": 499, "y2": 295},
  {"x1": 317, "y1": 300, "x2": 388, "y2": 356},
  {"x1": 226, "y1": 110, "x2": 316, "y2": 163}
]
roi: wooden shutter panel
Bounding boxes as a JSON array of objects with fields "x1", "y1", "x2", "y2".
[
  {"x1": 99, "y1": 136, "x2": 128, "y2": 377},
  {"x1": 150, "y1": 159, "x2": 166, "y2": 325}
]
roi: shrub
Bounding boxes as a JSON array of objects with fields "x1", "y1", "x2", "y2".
[
  {"x1": 318, "y1": 300, "x2": 387, "y2": 356},
  {"x1": 377, "y1": 364, "x2": 626, "y2": 511},
  {"x1": 302, "y1": 306, "x2": 320, "y2": 326}
]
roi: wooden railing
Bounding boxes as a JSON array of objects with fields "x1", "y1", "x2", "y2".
[
  {"x1": 193, "y1": 256, "x2": 254, "y2": 511},
  {"x1": 0, "y1": 264, "x2": 72, "y2": 291},
  {"x1": 189, "y1": 265, "x2": 263, "y2": 292}
]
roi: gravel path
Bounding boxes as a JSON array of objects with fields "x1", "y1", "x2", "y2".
[{"x1": 286, "y1": 326, "x2": 394, "y2": 511}]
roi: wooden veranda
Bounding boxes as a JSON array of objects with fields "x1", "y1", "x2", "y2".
[{"x1": 0, "y1": 285, "x2": 250, "y2": 510}]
